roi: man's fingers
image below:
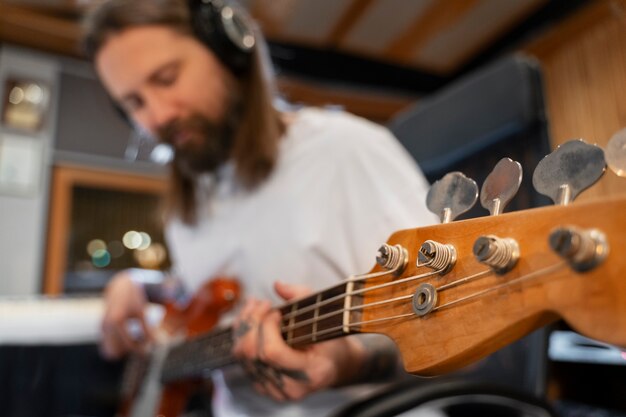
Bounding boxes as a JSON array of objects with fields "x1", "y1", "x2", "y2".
[
  {"x1": 232, "y1": 298, "x2": 271, "y2": 357},
  {"x1": 114, "y1": 322, "x2": 144, "y2": 352},
  {"x1": 257, "y1": 310, "x2": 308, "y2": 371},
  {"x1": 232, "y1": 295, "x2": 320, "y2": 401},
  {"x1": 101, "y1": 312, "x2": 148, "y2": 359},
  {"x1": 274, "y1": 281, "x2": 311, "y2": 301}
]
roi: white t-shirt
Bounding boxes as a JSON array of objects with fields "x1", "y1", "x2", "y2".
[{"x1": 166, "y1": 107, "x2": 437, "y2": 417}]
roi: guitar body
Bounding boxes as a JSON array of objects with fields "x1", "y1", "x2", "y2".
[
  {"x1": 360, "y1": 196, "x2": 626, "y2": 376},
  {"x1": 118, "y1": 277, "x2": 241, "y2": 417}
]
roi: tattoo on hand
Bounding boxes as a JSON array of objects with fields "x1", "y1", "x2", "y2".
[
  {"x1": 249, "y1": 358, "x2": 310, "y2": 400},
  {"x1": 234, "y1": 319, "x2": 254, "y2": 340},
  {"x1": 242, "y1": 323, "x2": 310, "y2": 395}
]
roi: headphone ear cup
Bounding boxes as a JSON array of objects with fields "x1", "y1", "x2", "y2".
[{"x1": 189, "y1": 0, "x2": 256, "y2": 75}]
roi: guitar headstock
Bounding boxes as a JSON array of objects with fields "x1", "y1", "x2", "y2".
[{"x1": 353, "y1": 139, "x2": 626, "y2": 376}]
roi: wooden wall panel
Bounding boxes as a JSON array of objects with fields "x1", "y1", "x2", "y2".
[
  {"x1": 44, "y1": 164, "x2": 166, "y2": 295},
  {"x1": 525, "y1": 0, "x2": 626, "y2": 201}
]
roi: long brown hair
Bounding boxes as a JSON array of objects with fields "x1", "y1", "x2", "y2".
[{"x1": 82, "y1": 0, "x2": 285, "y2": 224}]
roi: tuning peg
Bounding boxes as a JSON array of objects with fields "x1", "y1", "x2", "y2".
[
  {"x1": 427, "y1": 172, "x2": 478, "y2": 223},
  {"x1": 606, "y1": 128, "x2": 626, "y2": 177},
  {"x1": 480, "y1": 158, "x2": 522, "y2": 215},
  {"x1": 532, "y1": 139, "x2": 605, "y2": 205}
]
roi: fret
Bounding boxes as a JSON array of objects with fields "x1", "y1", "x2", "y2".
[
  {"x1": 160, "y1": 327, "x2": 235, "y2": 383},
  {"x1": 287, "y1": 303, "x2": 297, "y2": 345},
  {"x1": 280, "y1": 282, "x2": 349, "y2": 346},
  {"x1": 312, "y1": 293, "x2": 321, "y2": 342},
  {"x1": 291, "y1": 295, "x2": 315, "y2": 345},
  {"x1": 343, "y1": 280, "x2": 353, "y2": 334}
]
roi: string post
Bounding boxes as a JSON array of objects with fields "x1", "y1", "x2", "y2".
[
  {"x1": 549, "y1": 226, "x2": 609, "y2": 271},
  {"x1": 376, "y1": 244, "x2": 408, "y2": 275},
  {"x1": 417, "y1": 240, "x2": 456, "y2": 274},
  {"x1": 473, "y1": 235, "x2": 519, "y2": 274}
]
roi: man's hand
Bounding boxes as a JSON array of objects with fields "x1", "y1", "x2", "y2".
[
  {"x1": 231, "y1": 281, "x2": 368, "y2": 401},
  {"x1": 100, "y1": 271, "x2": 152, "y2": 359}
]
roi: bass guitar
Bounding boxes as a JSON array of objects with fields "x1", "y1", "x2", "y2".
[{"x1": 126, "y1": 140, "x2": 626, "y2": 415}]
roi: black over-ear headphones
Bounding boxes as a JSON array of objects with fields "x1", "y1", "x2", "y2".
[
  {"x1": 188, "y1": 0, "x2": 256, "y2": 75},
  {"x1": 112, "y1": 0, "x2": 256, "y2": 129}
]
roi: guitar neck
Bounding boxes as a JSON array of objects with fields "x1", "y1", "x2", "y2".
[
  {"x1": 162, "y1": 196, "x2": 626, "y2": 382},
  {"x1": 161, "y1": 327, "x2": 236, "y2": 382},
  {"x1": 161, "y1": 280, "x2": 362, "y2": 382}
]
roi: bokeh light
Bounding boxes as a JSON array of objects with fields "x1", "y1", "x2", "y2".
[
  {"x1": 92, "y1": 249, "x2": 111, "y2": 268},
  {"x1": 86, "y1": 239, "x2": 107, "y2": 256},
  {"x1": 25, "y1": 83, "x2": 44, "y2": 104},
  {"x1": 134, "y1": 243, "x2": 167, "y2": 269},
  {"x1": 138, "y1": 232, "x2": 152, "y2": 250},
  {"x1": 8, "y1": 86, "x2": 24, "y2": 104},
  {"x1": 123, "y1": 230, "x2": 142, "y2": 249}
]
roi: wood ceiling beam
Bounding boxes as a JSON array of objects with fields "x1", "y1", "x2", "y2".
[
  {"x1": 325, "y1": 0, "x2": 376, "y2": 46},
  {"x1": 425, "y1": 0, "x2": 547, "y2": 74},
  {"x1": 3, "y1": 0, "x2": 84, "y2": 16},
  {"x1": 4, "y1": 0, "x2": 78, "y2": 6},
  {"x1": 384, "y1": 0, "x2": 481, "y2": 65},
  {"x1": 249, "y1": 0, "x2": 297, "y2": 40},
  {"x1": 0, "y1": 3, "x2": 82, "y2": 57}
]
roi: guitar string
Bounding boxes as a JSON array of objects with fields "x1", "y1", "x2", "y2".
[
  {"x1": 279, "y1": 247, "x2": 493, "y2": 331},
  {"x1": 165, "y1": 263, "x2": 433, "y2": 369},
  {"x1": 162, "y1": 266, "x2": 421, "y2": 378},
  {"x1": 280, "y1": 269, "x2": 439, "y2": 327},
  {"x1": 278, "y1": 268, "x2": 490, "y2": 335},
  {"x1": 284, "y1": 261, "x2": 568, "y2": 346},
  {"x1": 163, "y1": 261, "x2": 568, "y2": 374},
  {"x1": 162, "y1": 327, "x2": 235, "y2": 379},
  {"x1": 432, "y1": 261, "x2": 564, "y2": 310},
  {"x1": 279, "y1": 266, "x2": 453, "y2": 341},
  {"x1": 163, "y1": 264, "x2": 426, "y2": 376},
  {"x1": 280, "y1": 266, "x2": 413, "y2": 321},
  {"x1": 164, "y1": 329, "x2": 232, "y2": 366}
]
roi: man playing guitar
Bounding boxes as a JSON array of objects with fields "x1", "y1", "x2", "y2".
[{"x1": 83, "y1": 0, "x2": 436, "y2": 415}]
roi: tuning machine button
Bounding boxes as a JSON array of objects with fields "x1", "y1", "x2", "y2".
[
  {"x1": 533, "y1": 139, "x2": 606, "y2": 205},
  {"x1": 606, "y1": 128, "x2": 626, "y2": 177},
  {"x1": 549, "y1": 226, "x2": 609, "y2": 271},
  {"x1": 473, "y1": 235, "x2": 520, "y2": 273},
  {"x1": 426, "y1": 171, "x2": 478, "y2": 223},
  {"x1": 427, "y1": 172, "x2": 478, "y2": 223},
  {"x1": 481, "y1": 158, "x2": 523, "y2": 215}
]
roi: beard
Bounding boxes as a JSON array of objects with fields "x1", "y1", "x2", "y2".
[{"x1": 157, "y1": 112, "x2": 236, "y2": 178}]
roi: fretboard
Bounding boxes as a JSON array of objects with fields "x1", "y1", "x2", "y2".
[
  {"x1": 161, "y1": 327, "x2": 235, "y2": 383},
  {"x1": 160, "y1": 280, "x2": 362, "y2": 383}
]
